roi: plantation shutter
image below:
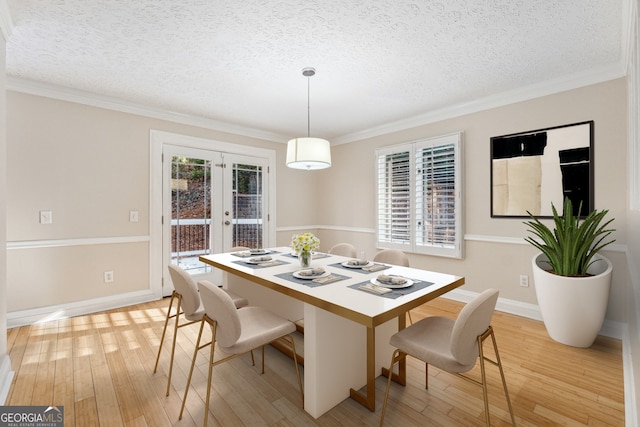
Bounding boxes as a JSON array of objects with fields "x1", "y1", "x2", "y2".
[
  {"x1": 415, "y1": 141, "x2": 457, "y2": 249},
  {"x1": 376, "y1": 133, "x2": 463, "y2": 258},
  {"x1": 376, "y1": 146, "x2": 412, "y2": 246}
]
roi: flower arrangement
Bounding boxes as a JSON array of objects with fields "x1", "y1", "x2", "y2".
[{"x1": 290, "y1": 232, "x2": 320, "y2": 254}]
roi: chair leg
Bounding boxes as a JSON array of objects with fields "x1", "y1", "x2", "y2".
[
  {"x1": 178, "y1": 318, "x2": 207, "y2": 420},
  {"x1": 203, "y1": 322, "x2": 218, "y2": 427},
  {"x1": 153, "y1": 291, "x2": 176, "y2": 374},
  {"x1": 489, "y1": 328, "x2": 517, "y2": 426},
  {"x1": 425, "y1": 363, "x2": 429, "y2": 389},
  {"x1": 165, "y1": 294, "x2": 183, "y2": 396},
  {"x1": 285, "y1": 334, "x2": 304, "y2": 406},
  {"x1": 477, "y1": 327, "x2": 517, "y2": 426},
  {"x1": 407, "y1": 310, "x2": 413, "y2": 325},
  {"x1": 380, "y1": 349, "x2": 403, "y2": 427},
  {"x1": 478, "y1": 335, "x2": 491, "y2": 426}
]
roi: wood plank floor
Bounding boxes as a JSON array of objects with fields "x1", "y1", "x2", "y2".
[{"x1": 6, "y1": 297, "x2": 624, "y2": 426}]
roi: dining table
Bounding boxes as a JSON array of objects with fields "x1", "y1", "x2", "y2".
[{"x1": 199, "y1": 246, "x2": 464, "y2": 418}]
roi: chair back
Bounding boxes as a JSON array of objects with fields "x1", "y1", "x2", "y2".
[
  {"x1": 450, "y1": 289, "x2": 499, "y2": 366},
  {"x1": 198, "y1": 280, "x2": 242, "y2": 348},
  {"x1": 167, "y1": 264, "x2": 201, "y2": 317},
  {"x1": 373, "y1": 249, "x2": 409, "y2": 267},
  {"x1": 328, "y1": 243, "x2": 357, "y2": 258}
]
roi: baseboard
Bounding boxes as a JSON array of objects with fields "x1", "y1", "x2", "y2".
[
  {"x1": 0, "y1": 355, "x2": 14, "y2": 405},
  {"x1": 6, "y1": 290, "x2": 161, "y2": 328},
  {"x1": 443, "y1": 288, "x2": 625, "y2": 340}
]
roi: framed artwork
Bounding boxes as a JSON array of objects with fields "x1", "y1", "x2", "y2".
[{"x1": 490, "y1": 121, "x2": 594, "y2": 218}]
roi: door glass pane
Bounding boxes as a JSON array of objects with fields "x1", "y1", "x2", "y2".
[
  {"x1": 232, "y1": 163, "x2": 263, "y2": 249},
  {"x1": 171, "y1": 156, "x2": 212, "y2": 273}
]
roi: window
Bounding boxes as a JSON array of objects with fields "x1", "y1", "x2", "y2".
[{"x1": 376, "y1": 133, "x2": 463, "y2": 258}]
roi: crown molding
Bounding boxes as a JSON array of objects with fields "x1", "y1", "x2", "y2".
[
  {"x1": 332, "y1": 63, "x2": 627, "y2": 145},
  {"x1": 7, "y1": 60, "x2": 626, "y2": 147},
  {"x1": 0, "y1": 0, "x2": 12, "y2": 40},
  {"x1": 6, "y1": 76, "x2": 289, "y2": 143}
]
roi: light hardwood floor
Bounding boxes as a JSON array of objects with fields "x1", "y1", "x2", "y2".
[{"x1": 6, "y1": 297, "x2": 624, "y2": 426}]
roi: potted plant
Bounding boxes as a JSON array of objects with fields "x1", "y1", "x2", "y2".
[{"x1": 524, "y1": 197, "x2": 615, "y2": 347}]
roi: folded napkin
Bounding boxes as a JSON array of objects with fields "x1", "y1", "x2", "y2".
[
  {"x1": 360, "y1": 283, "x2": 392, "y2": 294},
  {"x1": 297, "y1": 267, "x2": 325, "y2": 276},
  {"x1": 377, "y1": 274, "x2": 407, "y2": 286},
  {"x1": 347, "y1": 259, "x2": 369, "y2": 266},
  {"x1": 249, "y1": 256, "x2": 272, "y2": 263}
]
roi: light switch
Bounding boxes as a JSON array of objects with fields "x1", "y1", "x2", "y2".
[
  {"x1": 129, "y1": 210, "x2": 139, "y2": 222},
  {"x1": 40, "y1": 210, "x2": 53, "y2": 224}
]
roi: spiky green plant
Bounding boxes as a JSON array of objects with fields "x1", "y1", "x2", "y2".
[{"x1": 524, "y1": 197, "x2": 615, "y2": 276}]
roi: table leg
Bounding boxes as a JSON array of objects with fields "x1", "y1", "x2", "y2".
[{"x1": 349, "y1": 325, "x2": 376, "y2": 411}]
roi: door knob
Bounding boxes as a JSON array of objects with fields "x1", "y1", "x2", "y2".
[{"x1": 224, "y1": 220, "x2": 231, "y2": 225}]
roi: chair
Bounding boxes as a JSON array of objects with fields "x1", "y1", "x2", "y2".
[
  {"x1": 372, "y1": 249, "x2": 409, "y2": 267},
  {"x1": 379, "y1": 289, "x2": 516, "y2": 426},
  {"x1": 328, "y1": 243, "x2": 357, "y2": 257},
  {"x1": 179, "y1": 280, "x2": 303, "y2": 426},
  {"x1": 373, "y1": 249, "x2": 414, "y2": 323},
  {"x1": 153, "y1": 264, "x2": 249, "y2": 397}
]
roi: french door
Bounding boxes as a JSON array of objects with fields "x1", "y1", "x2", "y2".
[{"x1": 161, "y1": 145, "x2": 269, "y2": 295}]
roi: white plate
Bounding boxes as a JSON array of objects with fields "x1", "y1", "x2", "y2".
[
  {"x1": 370, "y1": 277, "x2": 414, "y2": 289},
  {"x1": 341, "y1": 260, "x2": 373, "y2": 269},
  {"x1": 293, "y1": 270, "x2": 330, "y2": 280},
  {"x1": 245, "y1": 257, "x2": 272, "y2": 264},
  {"x1": 249, "y1": 249, "x2": 270, "y2": 255}
]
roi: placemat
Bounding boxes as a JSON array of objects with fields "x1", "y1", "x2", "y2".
[
  {"x1": 275, "y1": 271, "x2": 350, "y2": 288},
  {"x1": 230, "y1": 249, "x2": 281, "y2": 258},
  {"x1": 349, "y1": 278, "x2": 434, "y2": 299},
  {"x1": 231, "y1": 259, "x2": 290, "y2": 269},
  {"x1": 328, "y1": 262, "x2": 391, "y2": 274}
]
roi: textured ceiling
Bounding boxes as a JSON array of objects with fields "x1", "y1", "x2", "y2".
[{"x1": 4, "y1": 1, "x2": 626, "y2": 142}]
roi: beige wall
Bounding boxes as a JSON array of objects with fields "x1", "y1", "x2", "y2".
[
  {"x1": 1, "y1": 31, "x2": 8, "y2": 360},
  {"x1": 4, "y1": 79, "x2": 631, "y2": 326},
  {"x1": 317, "y1": 78, "x2": 629, "y2": 322}
]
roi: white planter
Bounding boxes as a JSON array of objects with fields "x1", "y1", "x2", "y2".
[{"x1": 532, "y1": 253, "x2": 613, "y2": 348}]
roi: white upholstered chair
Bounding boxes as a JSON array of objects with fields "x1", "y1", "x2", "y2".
[
  {"x1": 328, "y1": 243, "x2": 358, "y2": 258},
  {"x1": 379, "y1": 289, "x2": 516, "y2": 426},
  {"x1": 153, "y1": 264, "x2": 249, "y2": 396},
  {"x1": 373, "y1": 249, "x2": 414, "y2": 323},
  {"x1": 179, "y1": 280, "x2": 303, "y2": 426},
  {"x1": 372, "y1": 248, "x2": 409, "y2": 267}
]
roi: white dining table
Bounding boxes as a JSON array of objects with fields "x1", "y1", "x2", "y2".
[{"x1": 199, "y1": 247, "x2": 464, "y2": 418}]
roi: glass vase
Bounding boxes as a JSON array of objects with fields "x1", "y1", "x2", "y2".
[{"x1": 299, "y1": 250, "x2": 311, "y2": 269}]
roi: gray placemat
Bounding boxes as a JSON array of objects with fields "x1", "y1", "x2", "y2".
[
  {"x1": 275, "y1": 272, "x2": 351, "y2": 287},
  {"x1": 349, "y1": 278, "x2": 434, "y2": 299},
  {"x1": 328, "y1": 262, "x2": 391, "y2": 274},
  {"x1": 231, "y1": 249, "x2": 281, "y2": 258},
  {"x1": 283, "y1": 252, "x2": 331, "y2": 260},
  {"x1": 231, "y1": 259, "x2": 290, "y2": 269}
]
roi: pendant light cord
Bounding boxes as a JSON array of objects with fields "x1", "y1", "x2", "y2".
[{"x1": 307, "y1": 74, "x2": 311, "y2": 138}]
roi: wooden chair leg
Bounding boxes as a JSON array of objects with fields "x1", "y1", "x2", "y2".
[
  {"x1": 380, "y1": 349, "x2": 403, "y2": 426},
  {"x1": 178, "y1": 318, "x2": 207, "y2": 420},
  {"x1": 489, "y1": 328, "x2": 517, "y2": 426},
  {"x1": 165, "y1": 294, "x2": 183, "y2": 396},
  {"x1": 153, "y1": 292, "x2": 176, "y2": 374}
]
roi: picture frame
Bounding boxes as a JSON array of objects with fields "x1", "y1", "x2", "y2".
[{"x1": 490, "y1": 120, "x2": 594, "y2": 218}]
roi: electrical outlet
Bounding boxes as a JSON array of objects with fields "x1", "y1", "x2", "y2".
[
  {"x1": 129, "y1": 210, "x2": 139, "y2": 222},
  {"x1": 104, "y1": 271, "x2": 114, "y2": 283},
  {"x1": 519, "y1": 274, "x2": 529, "y2": 287},
  {"x1": 39, "y1": 210, "x2": 53, "y2": 224}
]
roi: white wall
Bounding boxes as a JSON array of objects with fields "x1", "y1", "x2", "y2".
[{"x1": 0, "y1": 29, "x2": 13, "y2": 405}]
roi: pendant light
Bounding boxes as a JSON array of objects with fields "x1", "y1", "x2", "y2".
[{"x1": 286, "y1": 67, "x2": 332, "y2": 170}]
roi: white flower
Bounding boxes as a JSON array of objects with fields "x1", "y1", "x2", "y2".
[{"x1": 290, "y1": 232, "x2": 320, "y2": 254}]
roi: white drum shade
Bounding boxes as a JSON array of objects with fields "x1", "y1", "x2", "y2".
[{"x1": 286, "y1": 137, "x2": 332, "y2": 170}]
